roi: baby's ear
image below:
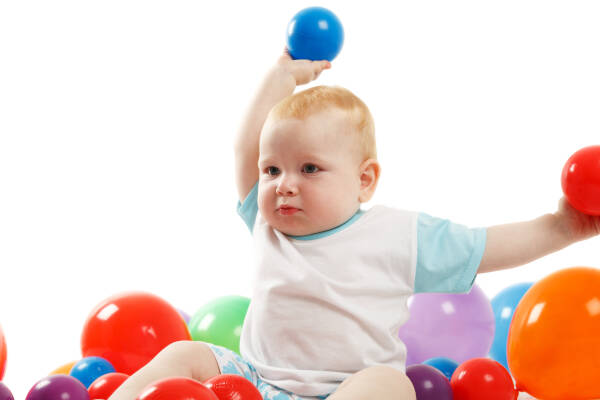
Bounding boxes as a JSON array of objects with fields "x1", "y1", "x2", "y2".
[{"x1": 358, "y1": 159, "x2": 381, "y2": 203}]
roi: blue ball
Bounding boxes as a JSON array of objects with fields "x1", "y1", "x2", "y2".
[
  {"x1": 489, "y1": 282, "x2": 534, "y2": 371},
  {"x1": 286, "y1": 7, "x2": 344, "y2": 62},
  {"x1": 69, "y1": 356, "x2": 115, "y2": 388},
  {"x1": 422, "y1": 357, "x2": 459, "y2": 380}
]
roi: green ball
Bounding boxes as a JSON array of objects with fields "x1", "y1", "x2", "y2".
[{"x1": 188, "y1": 295, "x2": 250, "y2": 354}]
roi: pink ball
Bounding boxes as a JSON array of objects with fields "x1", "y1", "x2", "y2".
[{"x1": 398, "y1": 284, "x2": 494, "y2": 365}]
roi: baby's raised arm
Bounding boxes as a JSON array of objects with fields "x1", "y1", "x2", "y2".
[{"x1": 233, "y1": 50, "x2": 331, "y2": 203}]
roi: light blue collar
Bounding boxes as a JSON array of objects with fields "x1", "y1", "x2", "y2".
[{"x1": 287, "y1": 209, "x2": 365, "y2": 240}]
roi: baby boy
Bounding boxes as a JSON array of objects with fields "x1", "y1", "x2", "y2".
[{"x1": 109, "y1": 50, "x2": 599, "y2": 400}]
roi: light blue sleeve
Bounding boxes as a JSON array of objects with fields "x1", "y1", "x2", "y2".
[
  {"x1": 415, "y1": 212, "x2": 487, "y2": 294},
  {"x1": 236, "y1": 182, "x2": 259, "y2": 233}
]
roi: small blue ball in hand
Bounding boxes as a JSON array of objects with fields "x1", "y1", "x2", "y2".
[{"x1": 286, "y1": 7, "x2": 344, "y2": 62}]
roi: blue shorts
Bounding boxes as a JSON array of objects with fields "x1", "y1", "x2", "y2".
[{"x1": 205, "y1": 343, "x2": 330, "y2": 400}]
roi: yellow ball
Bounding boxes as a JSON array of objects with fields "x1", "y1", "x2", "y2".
[{"x1": 49, "y1": 360, "x2": 77, "y2": 375}]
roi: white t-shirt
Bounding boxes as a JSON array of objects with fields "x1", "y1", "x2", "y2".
[{"x1": 237, "y1": 183, "x2": 486, "y2": 397}]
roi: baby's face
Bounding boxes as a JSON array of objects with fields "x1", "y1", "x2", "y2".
[{"x1": 258, "y1": 109, "x2": 364, "y2": 236}]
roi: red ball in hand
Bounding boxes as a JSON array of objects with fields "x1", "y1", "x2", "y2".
[
  {"x1": 204, "y1": 374, "x2": 262, "y2": 400},
  {"x1": 561, "y1": 145, "x2": 600, "y2": 216},
  {"x1": 136, "y1": 377, "x2": 219, "y2": 400},
  {"x1": 450, "y1": 358, "x2": 517, "y2": 400},
  {"x1": 88, "y1": 372, "x2": 129, "y2": 399}
]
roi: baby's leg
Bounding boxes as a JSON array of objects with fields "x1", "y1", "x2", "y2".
[
  {"x1": 108, "y1": 341, "x2": 220, "y2": 400},
  {"x1": 327, "y1": 366, "x2": 416, "y2": 400}
]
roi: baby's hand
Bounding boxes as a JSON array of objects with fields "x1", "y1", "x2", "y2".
[
  {"x1": 555, "y1": 197, "x2": 600, "y2": 242},
  {"x1": 276, "y1": 47, "x2": 331, "y2": 86}
]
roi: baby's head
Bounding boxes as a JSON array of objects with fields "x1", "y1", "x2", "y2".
[{"x1": 258, "y1": 85, "x2": 380, "y2": 236}]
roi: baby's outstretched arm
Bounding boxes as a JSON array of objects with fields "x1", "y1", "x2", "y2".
[
  {"x1": 478, "y1": 197, "x2": 600, "y2": 273},
  {"x1": 234, "y1": 49, "x2": 330, "y2": 203}
]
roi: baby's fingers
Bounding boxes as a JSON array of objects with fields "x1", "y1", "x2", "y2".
[
  {"x1": 279, "y1": 47, "x2": 293, "y2": 62},
  {"x1": 311, "y1": 60, "x2": 331, "y2": 80},
  {"x1": 314, "y1": 60, "x2": 332, "y2": 71}
]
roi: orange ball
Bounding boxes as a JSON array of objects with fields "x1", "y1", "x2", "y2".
[
  {"x1": 507, "y1": 267, "x2": 600, "y2": 399},
  {"x1": 81, "y1": 292, "x2": 191, "y2": 375}
]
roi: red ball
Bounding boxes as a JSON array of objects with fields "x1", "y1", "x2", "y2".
[
  {"x1": 450, "y1": 358, "x2": 517, "y2": 400},
  {"x1": 81, "y1": 292, "x2": 191, "y2": 375},
  {"x1": 88, "y1": 372, "x2": 129, "y2": 399},
  {"x1": 204, "y1": 374, "x2": 262, "y2": 400},
  {"x1": 561, "y1": 145, "x2": 600, "y2": 216},
  {"x1": 136, "y1": 377, "x2": 219, "y2": 400}
]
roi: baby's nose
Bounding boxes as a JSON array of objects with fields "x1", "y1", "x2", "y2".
[
  {"x1": 276, "y1": 177, "x2": 298, "y2": 196},
  {"x1": 277, "y1": 188, "x2": 297, "y2": 196}
]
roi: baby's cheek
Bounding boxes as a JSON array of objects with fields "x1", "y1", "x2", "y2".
[
  {"x1": 327, "y1": 182, "x2": 352, "y2": 204},
  {"x1": 256, "y1": 191, "x2": 265, "y2": 211},
  {"x1": 314, "y1": 187, "x2": 345, "y2": 214},
  {"x1": 256, "y1": 189, "x2": 269, "y2": 211}
]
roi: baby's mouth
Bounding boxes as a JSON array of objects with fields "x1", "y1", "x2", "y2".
[{"x1": 278, "y1": 206, "x2": 301, "y2": 215}]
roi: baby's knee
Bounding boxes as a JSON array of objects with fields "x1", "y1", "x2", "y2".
[
  {"x1": 158, "y1": 340, "x2": 212, "y2": 361},
  {"x1": 154, "y1": 340, "x2": 219, "y2": 378},
  {"x1": 157, "y1": 340, "x2": 198, "y2": 360},
  {"x1": 334, "y1": 366, "x2": 416, "y2": 400},
  {"x1": 363, "y1": 366, "x2": 416, "y2": 400}
]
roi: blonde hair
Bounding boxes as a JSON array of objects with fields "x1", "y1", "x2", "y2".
[{"x1": 268, "y1": 85, "x2": 377, "y2": 160}]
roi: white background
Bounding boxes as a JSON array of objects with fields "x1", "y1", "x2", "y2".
[{"x1": 1, "y1": 1, "x2": 599, "y2": 398}]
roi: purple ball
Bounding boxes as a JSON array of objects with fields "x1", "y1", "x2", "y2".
[
  {"x1": 398, "y1": 284, "x2": 495, "y2": 365},
  {"x1": 178, "y1": 308, "x2": 191, "y2": 325},
  {"x1": 406, "y1": 364, "x2": 453, "y2": 400},
  {"x1": 0, "y1": 382, "x2": 14, "y2": 400},
  {"x1": 26, "y1": 375, "x2": 89, "y2": 400}
]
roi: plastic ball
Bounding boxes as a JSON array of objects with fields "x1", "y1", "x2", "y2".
[
  {"x1": 50, "y1": 361, "x2": 77, "y2": 375},
  {"x1": 398, "y1": 284, "x2": 495, "y2": 365},
  {"x1": 450, "y1": 358, "x2": 517, "y2": 400},
  {"x1": 286, "y1": 7, "x2": 344, "y2": 61},
  {"x1": 189, "y1": 295, "x2": 250, "y2": 355},
  {"x1": 81, "y1": 291, "x2": 191, "y2": 375},
  {"x1": 422, "y1": 357, "x2": 459, "y2": 380},
  {"x1": 561, "y1": 145, "x2": 600, "y2": 215},
  {"x1": 204, "y1": 374, "x2": 262, "y2": 400},
  {"x1": 136, "y1": 377, "x2": 219, "y2": 400},
  {"x1": 70, "y1": 356, "x2": 116, "y2": 388},
  {"x1": 0, "y1": 382, "x2": 14, "y2": 400},
  {"x1": 507, "y1": 267, "x2": 600, "y2": 399},
  {"x1": 88, "y1": 372, "x2": 129, "y2": 400},
  {"x1": 489, "y1": 282, "x2": 534, "y2": 370},
  {"x1": 178, "y1": 308, "x2": 191, "y2": 325},
  {"x1": 0, "y1": 324, "x2": 6, "y2": 380},
  {"x1": 26, "y1": 375, "x2": 90, "y2": 400},
  {"x1": 405, "y1": 364, "x2": 453, "y2": 400}
]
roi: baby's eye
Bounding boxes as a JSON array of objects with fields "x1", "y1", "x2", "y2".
[
  {"x1": 266, "y1": 166, "x2": 280, "y2": 176},
  {"x1": 302, "y1": 164, "x2": 320, "y2": 174}
]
